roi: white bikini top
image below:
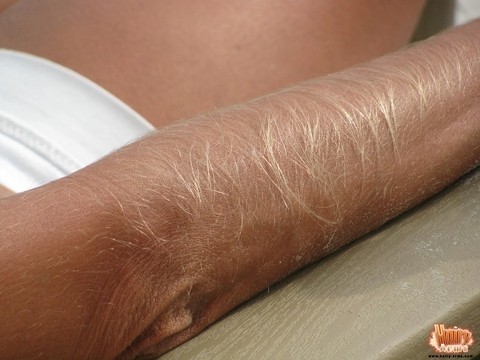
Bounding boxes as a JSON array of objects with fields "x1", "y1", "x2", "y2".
[{"x1": 0, "y1": 49, "x2": 154, "y2": 193}]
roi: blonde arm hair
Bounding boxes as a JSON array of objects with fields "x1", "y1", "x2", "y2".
[{"x1": 1, "y1": 20, "x2": 480, "y2": 360}]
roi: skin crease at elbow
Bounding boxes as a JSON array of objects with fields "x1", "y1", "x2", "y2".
[
  {"x1": 115, "y1": 41, "x2": 480, "y2": 359},
  {"x1": 8, "y1": 1, "x2": 480, "y2": 360}
]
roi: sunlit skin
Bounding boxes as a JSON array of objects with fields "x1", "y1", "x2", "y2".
[
  {"x1": 0, "y1": 0, "x2": 425, "y2": 127},
  {"x1": 0, "y1": 184, "x2": 13, "y2": 199},
  {"x1": 1, "y1": 1, "x2": 480, "y2": 360}
]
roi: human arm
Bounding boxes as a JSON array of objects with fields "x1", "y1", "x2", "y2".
[
  {"x1": 0, "y1": 184, "x2": 13, "y2": 198},
  {"x1": 1, "y1": 19, "x2": 480, "y2": 360}
]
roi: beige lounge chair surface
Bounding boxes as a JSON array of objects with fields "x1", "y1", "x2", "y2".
[
  {"x1": 161, "y1": 2, "x2": 480, "y2": 359},
  {"x1": 161, "y1": 164, "x2": 480, "y2": 360}
]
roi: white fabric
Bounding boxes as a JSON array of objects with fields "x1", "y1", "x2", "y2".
[
  {"x1": 0, "y1": 49, "x2": 154, "y2": 193},
  {"x1": 455, "y1": 0, "x2": 480, "y2": 25}
]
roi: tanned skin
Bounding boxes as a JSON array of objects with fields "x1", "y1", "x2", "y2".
[
  {"x1": 0, "y1": 0, "x2": 425, "y2": 127},
  {"x1": 2, "y1": 1, "x2": 480, "y2": 360},
  {"x1": 0, "y1": 184, "x2": 13, "y2": 198}
]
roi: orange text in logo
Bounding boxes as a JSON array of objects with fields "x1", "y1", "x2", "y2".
[{"x1": 429, "y1": 324, "x2": 473, "y2": 353}]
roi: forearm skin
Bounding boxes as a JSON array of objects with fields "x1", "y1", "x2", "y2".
[{"x1": 0, "y1": 21, "x2": 479, "y2": 360}]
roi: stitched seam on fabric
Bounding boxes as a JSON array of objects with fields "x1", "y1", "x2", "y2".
[{"x1": 0, "y1": 113, "x2": 81, "y2": 174}]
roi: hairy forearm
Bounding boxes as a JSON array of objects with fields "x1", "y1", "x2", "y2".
[{"x1": 1, "y1": 20, "x2": 480, "y2": 360}]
